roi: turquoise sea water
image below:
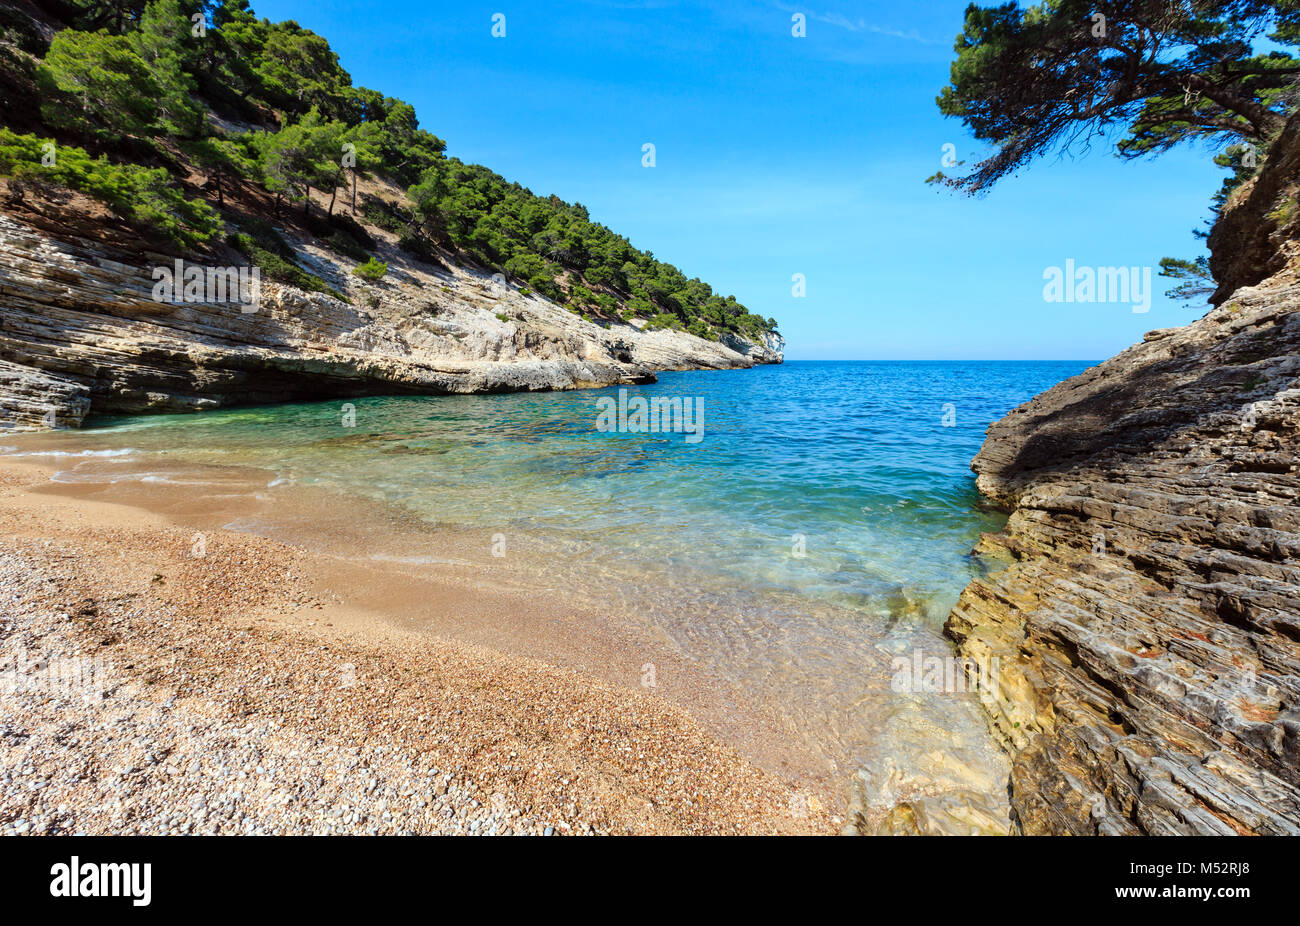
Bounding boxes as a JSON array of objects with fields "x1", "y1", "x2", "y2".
[
  {"x1": 7, "y1": 360, "x2": 1090, "y2": 819},
  {"x1": 69, "y1": 360, "x2": 1086, "y2": 610}
]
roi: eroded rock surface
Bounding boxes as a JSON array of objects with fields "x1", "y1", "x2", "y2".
[
  {"x1": 0, "y1": 212, "x2": 781, "y2": 429},
  {"x1": 946, "y1": 281, "x2": 1300, "y2": 835}
]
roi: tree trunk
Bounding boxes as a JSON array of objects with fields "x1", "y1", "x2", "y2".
[
  {"x1": 1186, "y1": 75, "x2": 1286, "y2": 140},
  {"x1": 351, "y1": 169, "x2": 357, "y2": 215},
  {"x1": 328, "y1": 183, "x2": 337, "y2": 216}
]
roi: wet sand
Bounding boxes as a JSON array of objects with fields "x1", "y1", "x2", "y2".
[{"x1": 0, "y1": 457, "x2": 840, "y2": 834}]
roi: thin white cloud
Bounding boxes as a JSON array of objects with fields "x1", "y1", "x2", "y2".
[{"x1": 778, "y1": 4, "x2": 938, "y2": 44}]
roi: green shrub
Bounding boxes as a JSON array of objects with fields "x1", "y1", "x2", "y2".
[
  {"x1": 314, "y1": 211, "x2": 375, "y2": 262},
  {"x1": 397, "y1": 231, "x2": 445, "y2": 268},
  {"x1": 359, "y1": 194, "x2": 408, "y2": 233},
  {"x1": 645, "y1": 312, "x2": 683, "y2": 332},
  {"x1": 226, "y1": 225, "x2": 346, "y2": 301},
  {"x1": 0, "y1": 3, "x2": 778, "y2": 339},
  {"x1": 627, "y1": 296, "x2": 655, "y2": 318},
  {"x1": 353, "y1": 257, "x2": 388, "y2": 281},
  {"x1": 321, "y1": 231, "x2": 370, "y2": 261},
  {"x1": 326, "y1": 211, "x2": 376, "y2": 249},
  {"x1": 405, "y1": 156, "x2": 778, "y2": 336},
  {"x1": 0, "y1": 129, "x2": 220, "y2": 249},
  {"x1": 687, "y1": 317, "x2": 713, "y2": 340},
  {"x1": 527, "y1": 272, "x2": 561, "y2": 301}
]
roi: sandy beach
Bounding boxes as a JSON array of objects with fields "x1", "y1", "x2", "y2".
[{"x1": 0, "y1": 457, "x2": 839, "y2": 835}]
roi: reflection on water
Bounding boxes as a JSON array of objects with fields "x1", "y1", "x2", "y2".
[{"x1": 4, "y1": 360, "x2": 1089, "y2": 828}]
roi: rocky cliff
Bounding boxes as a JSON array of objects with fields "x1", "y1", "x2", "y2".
[
  {"x1": 0, "y1": 206, "x2": 781, "y2": 430},
  {"x1": 945, "y1": 120, "x2": 1300, "y2": 835}
]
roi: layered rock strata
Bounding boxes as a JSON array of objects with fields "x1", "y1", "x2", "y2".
[
  {"x1": 946, "y1": 278, "x2": 1300, "y2": 835},
  {"x1": 945, "y1": 107, "x2": 1300, "y2": 837},
  {"x1": 0, "y1": 212, "x2": 781, "y2": 429}
]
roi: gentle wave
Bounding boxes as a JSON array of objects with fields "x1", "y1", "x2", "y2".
[
  {"x1": 11, "y1": 361, "x2": 1089, "y2": 813},
  {"x1": 5, "y1": 447, "x2": 141, "y2": 458}
]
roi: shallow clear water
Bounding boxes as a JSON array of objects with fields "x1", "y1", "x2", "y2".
[
  {"x1": 6, "y1": 360, "x2": 1090, "y2": 823},
  {"x1": 59, "y1": 361, "x2": 1087, "y2": 610}
]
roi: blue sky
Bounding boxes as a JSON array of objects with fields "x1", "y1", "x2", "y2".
[{"x1": 252, "y1": 0, "x2": 1226, "y2": 360}]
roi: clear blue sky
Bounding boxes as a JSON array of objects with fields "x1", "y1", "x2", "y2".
[{"x1": 253, "y1": 0, "x2": 1225, "y2": 360}]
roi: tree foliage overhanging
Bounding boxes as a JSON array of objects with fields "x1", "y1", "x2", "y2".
[
  {"x1": 936, "y1": 0, "x2": 1300, "y2": 195},
  {"x1": 0, "y1": 0, "x2": 777, "y2": 340}
]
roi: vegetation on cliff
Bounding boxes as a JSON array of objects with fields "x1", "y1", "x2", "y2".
[
  {"x1": 932, "y1": 2, "x2": 1300, "y2": 836},
  {"x1": 934, "y1": 0, "x2": 1300, "y2": 303},
  {"x1": 936, "y1": 0, "x2": 1300, "y2": 194},
  {"x1": 0, "y1": 0, "x2": 776, "y2": 341}
]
